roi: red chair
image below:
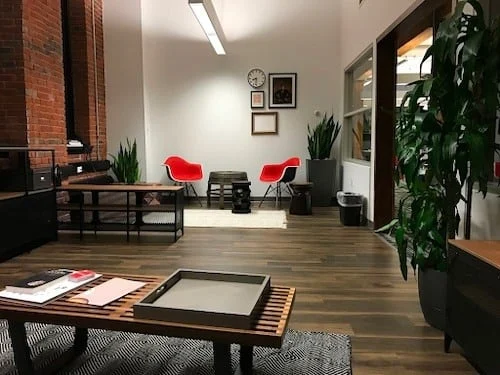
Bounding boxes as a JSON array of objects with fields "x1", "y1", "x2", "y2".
[
  {"x1": 258, "y1": 157, "x2": 301, "y2": 208},
  {"x1": 162, "y1": 156, "x2": 203, "y2": 207}
]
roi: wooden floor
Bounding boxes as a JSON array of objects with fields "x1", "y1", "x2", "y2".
[{"x1": 0, "y1": 206, "x2": 477, "y2": 374}]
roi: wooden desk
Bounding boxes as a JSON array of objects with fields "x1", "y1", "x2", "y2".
[
  {"x1": 0, "y1": 273, "x2": 295, "y2": 375},
  {"x1": 57, "y1": 184, "x2": 184, "y2": 241},
  {"x1": 446, "y1": 240, "x2": 500, "y2": 375}
]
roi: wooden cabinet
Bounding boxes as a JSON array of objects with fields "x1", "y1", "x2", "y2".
[{"x1": 446, "y1": 240, "x2": 500, "y2": 375}]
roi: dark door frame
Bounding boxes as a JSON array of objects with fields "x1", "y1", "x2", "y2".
[{"x1": 373, "y1": 0, "x2": 452, "y2": 229}]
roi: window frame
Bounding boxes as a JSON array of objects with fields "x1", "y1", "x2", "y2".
[{"x1": 343, "y1": 48, "x2": 374, "y2": 165}]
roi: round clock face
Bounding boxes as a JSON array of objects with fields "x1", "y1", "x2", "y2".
[{"x1": 247, "y1": 68, "x2": 266, "y2": 88}]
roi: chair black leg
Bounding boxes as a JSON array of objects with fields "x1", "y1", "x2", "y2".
[
  {"x1": 188, "y1": 183, "x2": 203, "y2": 207},
  {"x1": 259, "y1": 185, "x2": 273, "y2": 207},
  {"x1": 275, "y1": 183, "x2": 282, "y2": 208}
]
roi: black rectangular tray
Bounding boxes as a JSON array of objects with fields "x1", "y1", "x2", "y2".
[{"x1": 133, "y1": 269, "x2": 270, "y2": 329}]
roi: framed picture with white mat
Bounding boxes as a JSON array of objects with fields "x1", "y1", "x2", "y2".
[{"x1": 251, "y1": 112, "x2": 278, "y2": 135}]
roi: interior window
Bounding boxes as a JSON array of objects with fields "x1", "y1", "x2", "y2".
[{"x1": 344, "y1": 50, "x2": 373, "y2": 162}]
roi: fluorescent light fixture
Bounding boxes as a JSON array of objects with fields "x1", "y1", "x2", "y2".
[
  {"x1": 189, "y1": 0, "x2": 226, "y2": 55},
  {"x1": 363, "y1": 79, "x2": 372, "y2": 87}
]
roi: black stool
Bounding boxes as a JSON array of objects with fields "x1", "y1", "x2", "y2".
[
  {"x1": 232, "y1": 180, "x2": 251, "y2": 213},
  {"x1": 289, "y1": 182, "x2": 313, "y2": 215}
]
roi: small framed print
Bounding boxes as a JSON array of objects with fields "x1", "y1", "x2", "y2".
[
  {"x1": 251, "y1": 91, "x2": 265, "y2": 109},
  {"x1": 269, "y1": 73, "x2": 297, "y2": 108},
  {"x1": 252, "y1": 112, "x2": 278, "y2": 135}
]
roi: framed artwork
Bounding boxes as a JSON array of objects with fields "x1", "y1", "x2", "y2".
[
  {"x1": 252, "y1": 112, "x2": 278, "y2": 135},
  {"x1": 251, "y1": 91, "x2": 265, "y2": 109},
  {"x1": 269, "y1": 73, "x2": 297, "y2": 108}
]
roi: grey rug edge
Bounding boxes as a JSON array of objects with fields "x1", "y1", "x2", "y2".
[{"x1": 0, "y1": 321, "x2": 352, "y2": 375}]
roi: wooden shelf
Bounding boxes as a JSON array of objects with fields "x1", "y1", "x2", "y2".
[
  {"x1": 57, "y1": 204, "x2": 175, "y2": 212},
  {"x1": 56, "y1": 184, "x2": 184, "y2": 242}
]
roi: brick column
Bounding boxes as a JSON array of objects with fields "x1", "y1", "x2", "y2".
[
  {"x1": 0, "y1": 0, "x2": 107, "y2": 173},
  {"x1": 67, "y1": 0, "x2": 106, "y2": 162},
  {"x1": 0, "y1": 1, "x2": 28, "y2": 147},
  {"x1": 23, "y1": 0, "x2": 67, "y2": 167}
]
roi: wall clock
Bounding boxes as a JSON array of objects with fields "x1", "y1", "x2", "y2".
[{"x1": 247, "y1": 68, "x2": 266, "y2": 88}]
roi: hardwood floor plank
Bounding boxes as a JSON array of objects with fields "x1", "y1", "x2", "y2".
[{"x1": 0, "y1": 206, "x2": 477, "y2": 374}]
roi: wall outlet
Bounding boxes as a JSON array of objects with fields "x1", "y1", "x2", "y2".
[{"x1": 76, "y1": 166, "x2": 83, "y2": 174}]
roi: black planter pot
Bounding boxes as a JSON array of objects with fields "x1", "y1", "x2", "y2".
[
  {"x1": 418, "y1": 268, "x2": 447, "y2": 331},
  {"x1": 306, "y1": 159, "x2": 336, "y2": 207}
]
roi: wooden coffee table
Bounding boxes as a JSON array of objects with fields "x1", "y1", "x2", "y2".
[{"x1": 0, "y1": 273, "x2": 295, "y2": 375}]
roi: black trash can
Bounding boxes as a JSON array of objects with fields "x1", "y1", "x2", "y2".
[{"x1": 337, "y1": 192, "x2": 363, "y2": 226}]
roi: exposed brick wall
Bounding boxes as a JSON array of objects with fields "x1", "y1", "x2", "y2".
[
  {"x1": 23, "y1": 0, "x2": 66, "y2": 167},
  {"x1": 94, "y1": 0, "x2": 106, "y2": 161},
  {"x1": 67, "y1": 0, "x2": 106, "y2": 162},
  {"x1": 0, "y1": 0, "x2": 107, "y2": 177},
  {"x1": 0, "y1": 0, "x2": 27, "y2": 147}
]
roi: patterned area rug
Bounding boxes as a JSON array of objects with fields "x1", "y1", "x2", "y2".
[
  {"x1": 144, "y1": 209, "x2": 288, "y2": 229},
  {"x1": 0, "y1": 322, "x2": 351, "y2": 375}
]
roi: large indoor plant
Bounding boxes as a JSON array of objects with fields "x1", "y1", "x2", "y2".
[
  {"x1": 109, "y1": 138, "x2": 141, "y2": 183},
  {"x1": 381, "y1": 0, "x2": 499, "y2": 329},
  {"x1": 306, "y1": 113, "x2": 342, "y2": 206}
]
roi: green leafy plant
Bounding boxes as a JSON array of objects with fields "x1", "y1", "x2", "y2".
[
  {"x1": 379, "y1": 0, "x2": 500, "y2": 280},
  {"x1": 307, "y1": 113, "x2": 342, "y2": 159},
  {"x1": 109, "y1": 138, "x2": 141, "y2": 183}
]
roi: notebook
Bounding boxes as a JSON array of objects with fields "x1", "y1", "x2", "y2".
[
  {"x1": 6, "y1": 269, "x2": 72, "y2": 294},
  {"x1": 68, "y1": 278, "x2": 145, "y2": 307},
  {"x1": 0, "y1": 273, "x2": 101, "y2": 305}
]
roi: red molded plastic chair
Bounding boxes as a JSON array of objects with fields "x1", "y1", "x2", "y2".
[
  {"x1": 495, "y1": 161, "x2": 500, "y2": 179},
  {"x1": 162, "y1": 155, "x2": 203, "y2": 206},
  {"x1": 258, "y1": 157, "x2": 301, "y2": 208}
]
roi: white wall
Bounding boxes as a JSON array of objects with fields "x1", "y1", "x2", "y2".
[
  {"x1": 458, "y1": 192, "x2": 500, "y2": 240},
  {"x1": 340, "y1": 0, "x2": 424, "y2": 68},
  {"x1": 140, "y1": 0, "x2": 341, "y2": 196},
  {"x1": 103, "y1": 0, "x2": 147, "y2": 178},
  {"x1": 339, "y1": 0, "x2": 424, "y2": 221}
]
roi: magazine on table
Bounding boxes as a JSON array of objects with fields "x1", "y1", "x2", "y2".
[
  {"x1": 0, "y1": 269, "x2": 102, "y2": 305},
  {"x1": 5, "y1": 269, "x2": 73, "y2": 294}
]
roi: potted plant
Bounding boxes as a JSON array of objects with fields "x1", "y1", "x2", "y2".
[
  {"x1": 109, "y1": 138, "x2": 141, "y2": 183},
  {"x1": 306, "y1": 113, "x2": 342, "y2": 206},
  {"x1": 379, "y1": 0, "x2": 499, "y2": 329}
]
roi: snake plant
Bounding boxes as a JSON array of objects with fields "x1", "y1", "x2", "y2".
[
  {"x1": 307, "y1": 113, "x2": 342, "y2": 159},
  {"x1": 109, "y1": 138, "x2": 141, "y2": 183}
]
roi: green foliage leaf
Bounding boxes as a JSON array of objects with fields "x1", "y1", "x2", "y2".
[
  {"x1": 374, "y1": 218, "x2": 399, "y2": 233},
  {"x1": 390, "y1": 0, "x2": 499, "y2": 280},
  {"x1": 109, "y1": 138, "x2": 141, "y2": 183},
  {"x1": 307, "y1": 113, "x2": 342, "y2": 159}
]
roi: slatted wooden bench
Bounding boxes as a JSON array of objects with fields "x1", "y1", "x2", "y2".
[{"x1": 0, "y1": 273, "x2": 296, "y2": 375}]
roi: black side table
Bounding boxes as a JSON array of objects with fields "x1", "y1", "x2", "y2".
[
  {"x1": 232, "y1": 180, "x2": 251, "y2": 214},
  {"x1": 289, "y1": 182, "x2": 313, "y2": 215}
]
